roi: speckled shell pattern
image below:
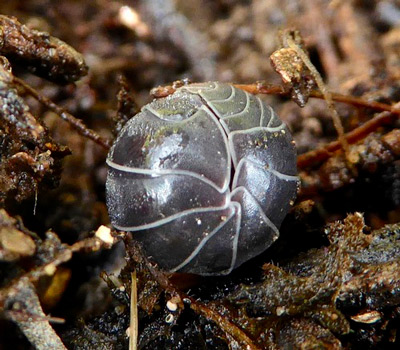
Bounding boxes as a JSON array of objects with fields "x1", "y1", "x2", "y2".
[{"x1": 106, "y1": 82, "x2": 298, "y2": 275}]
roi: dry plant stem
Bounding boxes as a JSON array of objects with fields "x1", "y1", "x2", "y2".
[
  {"x1": 312, "y1": 91, "x2": 400, "y2": 116},
  {"x1": 233, "y1": 83, "x2": 286, "y2": 96},
  {"x1": 285, "y1": 34, "x2": 351, "y2": 161},
  {"x1": 155, "y1": 81, "x2": 400, "y2": 117},
  {"x1": 236, "y1": 83, "x2": 400, "y2": 117},
  {"x1": 297, "y1": 112, "x2": 396, "y2": 168},
  {"x1": 12, "y1": 77, "x2": 111, "y2": 150},
  {"x1": 129, "y1": 270, "x2": 138, "y2": 350}
]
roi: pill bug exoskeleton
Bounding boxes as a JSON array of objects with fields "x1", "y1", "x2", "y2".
[{"x1": 106, "y1": 82, "x2": 298, "y2": 275}]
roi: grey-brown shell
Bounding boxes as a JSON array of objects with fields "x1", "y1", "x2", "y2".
[{"x1": 106, "y1": 82, "x2": 298, "y2": 275}]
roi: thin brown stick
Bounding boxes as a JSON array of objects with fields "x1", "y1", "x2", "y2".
[
  {"x1": 285, "y1": 33, "x2": 351, "y2": 161},
  {"x1": 129, "y1": 270, "x2": 138, "y2": 350},
  {"x1": 233, "y1": 83, "x2": 287, "y2": 96},
  {"x1": 311, "y1": 91, "x2": 400, "y2": 116},
  {"x1": 153, "y1": 80, "x2": 400, "y2": 118},
  {"x1": 235, "y1": 82, "x2": 400, "y2": 116},
  {"x1": 13, "y1": 77, "x2": 111, "y2": 150},
  {"x1": 297, "y1": 112, "x2": 395, "y2": 168}
]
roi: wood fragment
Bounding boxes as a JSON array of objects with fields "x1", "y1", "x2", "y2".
[
  {"x1": 12, "y1": 76, "x2": 111, "y2": 150},
  {"x1": 129, "y1": 270, "x2": 138, "y2": 350},
  {"x1": 297, "y1": 112, "x2": 397, "y2": 169}
]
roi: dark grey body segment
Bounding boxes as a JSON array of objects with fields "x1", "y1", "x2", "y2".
[{"x1": 106, "y1": 82, "x2": 298, "y2": 275}]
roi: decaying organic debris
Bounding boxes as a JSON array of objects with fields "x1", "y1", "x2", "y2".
[
  {"x1": 71, "y1": 213, "x2": 398, "y2": 349},
  {"x1": 0, "y1": 59, "x2": 70, "y2": 204},
  {"x1": 0, "y1": 1, "x2": 399, "y2": 350},
  {"x1": 300, "y1": 128, "x2": 400, "y2": 195},
  {"x1": 226, "y1": 213, "x2": 400, "y2": 347},
  {"x1": 0, "y1": 15, "x2": 88, "y2": 83}
]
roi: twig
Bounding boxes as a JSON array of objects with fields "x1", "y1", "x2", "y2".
[
  {"x1": 284, "y1": 32, "x2": 351, "y2": 161},
  {"x1": 311, "y1": 90, "x2": 400, "y2": 116},
  {"x1": 297, "y1": 112, "x2": 396, "y2": 168},
  {"x1": 129, "y1": 270, "x2": 138, "y2": 350},
  {"x1": 235, "y1": 82, "x2": 400, "y2": 117},
  {"x1": 12, "y1": 76, "x2": 111, "y2": 150},
  {"x1": 233, "y1": 82, "x2": 287, "y2": 96}
]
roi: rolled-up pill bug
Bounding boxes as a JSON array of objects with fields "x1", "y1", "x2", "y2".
[{"x1": 106, "y1": 82, "x2": 298, "y2": 275}]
